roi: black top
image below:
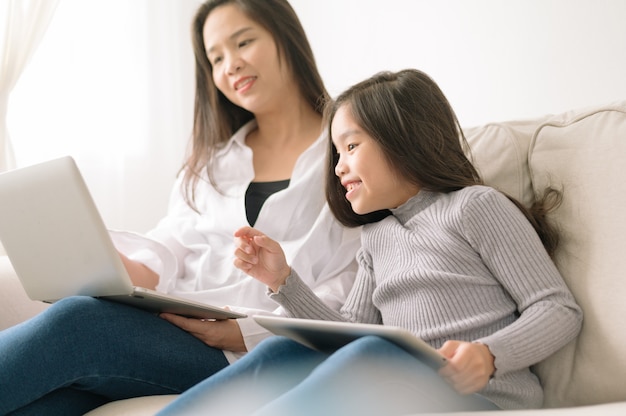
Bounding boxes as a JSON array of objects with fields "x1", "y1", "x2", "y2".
[{"x1": 245, "y1": 179, "x2": 290, "y2": 226}]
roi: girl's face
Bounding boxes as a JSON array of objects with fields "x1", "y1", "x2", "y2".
[
  {"x1": 331, "y1": 105, "x2": 420, "y2": 215},
  {"x1": 203, "y1": 4, "x2": 291, "y2": 114}
]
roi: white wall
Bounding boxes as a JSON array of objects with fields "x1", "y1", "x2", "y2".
[
  {"x1": 290, "y1": 0, "x2": 626, "y2": 127},
  {"x1": 8, "y1": 0, "x2": 200, "y2": 233},
  {"x1": 6, "y1": 0, "x2": 625, "y2": 236}
]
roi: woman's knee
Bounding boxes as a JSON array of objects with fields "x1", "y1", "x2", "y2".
[
  {"x1": 49, "y1": 295, "x2": 99, "y2": 313},
  {"x1": 43, "y1": 296, "x2": 108, "y2": 328},
  {"x1": 40, "y1": 296, "x2": 154, "y2": 339}
]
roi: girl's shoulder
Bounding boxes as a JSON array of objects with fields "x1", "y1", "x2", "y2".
[
  {"x1": 456, "y1": 184, "x2": 497, "y2": 197},
  {"x1": 451, "y1": 186, "x2": 526, "y2": 229},
  {"x1": 452, "y1": 185, "x2": 507, "y2": 205},
  {"x1": 445, "y1": 186, "x2": 516, "y2": 221}
]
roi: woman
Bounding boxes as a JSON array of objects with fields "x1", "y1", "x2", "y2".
[{"x1": 0, "y1": 1, "x2": 359, "y2": 415}]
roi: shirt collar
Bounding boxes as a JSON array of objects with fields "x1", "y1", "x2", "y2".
[{"x1": 215, "y1": 119, "x2": 258, "y2": 157}]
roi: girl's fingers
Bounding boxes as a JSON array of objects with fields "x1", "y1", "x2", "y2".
[
  {"x1": 234, "y1": 227, "x2": 268, "y2": 255},
  {"x1": 233, "y1": 246, "x2": 258, "y2": 265},
  {"x1": 233, "y1": 256, "x2": 253, "y2": 271},
  {"x1": 233, "y1": 226, "x2": 264, "y2": 239}
]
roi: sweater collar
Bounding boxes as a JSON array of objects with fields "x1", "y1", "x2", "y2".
[{"x1": 391, "y1": 190, "x2": 438, "y2": 224}]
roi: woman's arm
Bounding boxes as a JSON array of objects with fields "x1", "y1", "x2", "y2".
[
  {"x1": 118, "y1": 252, "x2": 159, "y2": 290},
  {"x1": 118, "y1": 248, "x2": 248, "y2": 352},
  {"x1": 159, "y1": 313, "x2": 247, "y2": 352}
]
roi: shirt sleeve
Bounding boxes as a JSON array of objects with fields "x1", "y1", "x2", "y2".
[
  {"x1": 110, "y1": 174, "x2": 196, "y2": 292},
  {"x1": 108, "y1": 229, "x2": 178, "y2": 292}
]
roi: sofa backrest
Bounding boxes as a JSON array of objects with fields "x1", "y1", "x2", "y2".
[
  {"x1": 464, "y1": 101, "x2": 626, "y2": 408},
  {"x1": 465, "y1": 116, "x2": 549, "y2": 208}
]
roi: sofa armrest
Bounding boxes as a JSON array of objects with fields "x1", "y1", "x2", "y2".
[
  {"x1": 83, "y1": 395, "x2": 178, "y2": 416},
  {"x1": 0, "y1": 256, "x2": 49, "y2": 330}
]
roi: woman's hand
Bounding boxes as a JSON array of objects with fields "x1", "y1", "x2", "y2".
[
  {"x1": 233, "y1": 226, "x2": 291, "y2": 292},
  {"x1": 118, "y1": 251, "x2": 159, "y2": 290},
  {"x1": 437, "y1": 340, "x2": 495, "y2": 395},
  {"x1": 160, "y1": 313, "x2": 247, "y2": 352}
]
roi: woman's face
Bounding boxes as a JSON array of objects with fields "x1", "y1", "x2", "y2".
[
  {"x1": 331, "y1": 105, "x2": 420, "y2": 215},
  {"x1": 203, "y1": 4, "x2": 291, "y2": 114}
]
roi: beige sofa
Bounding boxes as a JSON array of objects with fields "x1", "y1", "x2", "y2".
[{"x1": 2, "y1": 101, "x2": 626, "y2": 415}]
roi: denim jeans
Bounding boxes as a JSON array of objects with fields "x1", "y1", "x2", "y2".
[
  {"x1": 0, "y1": 296, "x2": 229, "y2": 416},
  {"x1": 158, "y1": 335, "x2": 499, "y2": 416}
]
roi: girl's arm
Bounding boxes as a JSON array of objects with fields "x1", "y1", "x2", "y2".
[
  {"x1": 435, "y1": 188, "x2": 581, "y2": 395},
  {"x1": 464, "y1": 189, "x2": 582, "y2": 376},
  {"x1": 234, "y1": 226, "x2": 380, "y2": 324}
]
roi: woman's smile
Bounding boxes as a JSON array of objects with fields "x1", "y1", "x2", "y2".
[{"x1": 234, "y1": 76, "x2": 257, "y2": 93}]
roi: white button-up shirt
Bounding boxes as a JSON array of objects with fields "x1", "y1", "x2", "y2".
[{"x1": 112, "y1": 120, "x2": 361, "y2": 362}]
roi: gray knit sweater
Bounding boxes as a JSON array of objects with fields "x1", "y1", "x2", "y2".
[{"x1": 270, "y1": 185, "x2": 582, "y2": 410}]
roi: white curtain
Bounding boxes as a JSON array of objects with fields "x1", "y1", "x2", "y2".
[
  {"x1": 7, "y1": 0, "x2": 201, "y2": 233},
  {"x1": 0, "y1": 0, "x2": 59, "y2": 173}
]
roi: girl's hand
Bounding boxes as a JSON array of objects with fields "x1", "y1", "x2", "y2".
[
  {"x1": 437, "y1": 340, "x2": 495, "y2": 395},
  {"x1": 160, "y1": 313, "x2": 247, "y2": 352},
  {"x1": 233, "y1": 226, "x2": 291, "y2": 292}
]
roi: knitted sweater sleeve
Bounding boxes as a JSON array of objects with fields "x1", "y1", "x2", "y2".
[
  {"x1": 463, "y1": 189, "x2": 583, "y2": 376},
  {"x1": 269, "y1": 246, "x2": 381, "y2": 324}
]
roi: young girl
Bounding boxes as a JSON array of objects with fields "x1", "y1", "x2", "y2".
[{"x1": 156, "y1": 69, "x2": 583, "y2": 415}]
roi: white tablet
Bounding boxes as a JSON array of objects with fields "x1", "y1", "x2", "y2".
[{"x1": 253, "y1": 315, "x2": 447, "y2": 369}]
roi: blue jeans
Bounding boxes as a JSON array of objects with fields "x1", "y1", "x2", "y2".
[
  {"x1": 158, "y1": 335, "x2": 499, "y2": 416},
  {"x1": 0, "y1": 296, "x2": 229, "y2": 416}
]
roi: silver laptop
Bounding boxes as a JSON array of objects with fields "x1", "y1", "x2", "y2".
[
  {"x1": 0, "y1": 156, "x2": 245, "y2": 320},
  {"x1": 253, "y1": 315, "x2": 447, "y2": 369}
]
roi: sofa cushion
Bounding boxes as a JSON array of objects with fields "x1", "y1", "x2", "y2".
[
  {"x1": 464, "y1": 117, "x2": 549, "y2": 207},
  {"x1": 0, "y1": 256, "x2": 49, "y2": 330},
  {"x1": 528, "y1": 101, "x2": 626, "y2": 407}
]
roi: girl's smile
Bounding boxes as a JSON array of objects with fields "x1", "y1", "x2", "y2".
[{"x1": 343, "y1": 180, "x2": 361, "y2": 200}]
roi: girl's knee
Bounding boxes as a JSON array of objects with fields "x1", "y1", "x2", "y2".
[
  {"x1": 324, "y1": 335, "x2": 416, "y2": 372},
  {"x1": 341, "y1": 335, "x2": 396, "y2": 355},
  {"x1": 255, "y1": 336, "x2": 314, "y2": 356},
  {"x1": 240, "y1": 336, "x2": 325, "y2": 377}
]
